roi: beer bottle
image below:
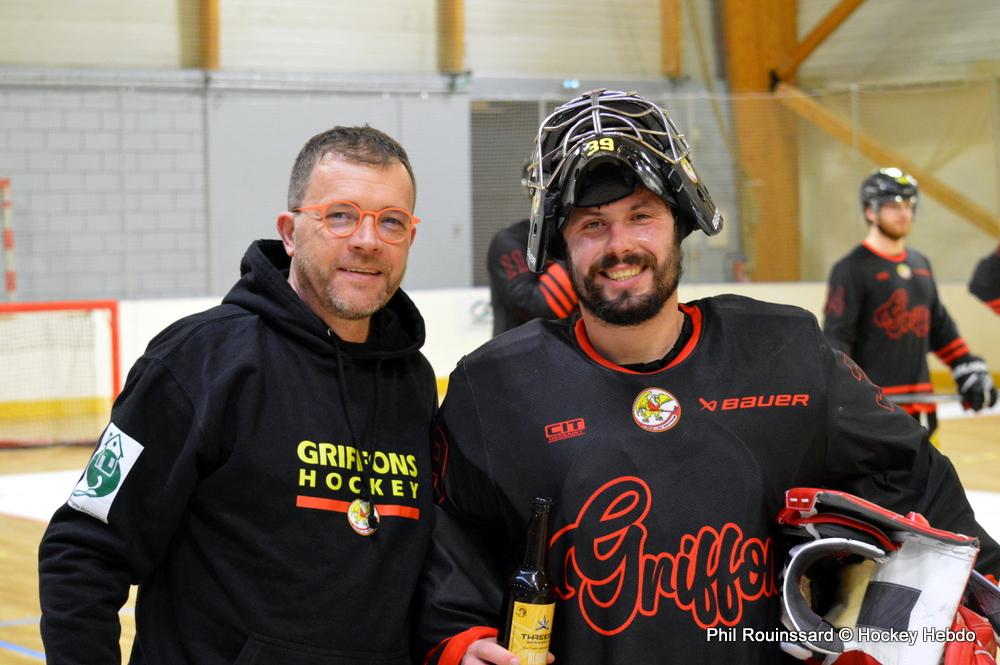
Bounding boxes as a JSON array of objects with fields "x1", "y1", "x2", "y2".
[{"x1": 498, "y1": 497, "x2": 555, "y2": 665}]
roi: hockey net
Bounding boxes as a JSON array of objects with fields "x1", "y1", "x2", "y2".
[{"x1": 0, "y1": 300, "x2": 120, "y2": 447}]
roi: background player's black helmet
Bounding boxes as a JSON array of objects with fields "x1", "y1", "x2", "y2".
[
  {"x1": 524, "y1": 89, "x2": 723, "y2": 272},
  {"x1": 859, "y1": 167, "x2": 919, "y2": 217}
]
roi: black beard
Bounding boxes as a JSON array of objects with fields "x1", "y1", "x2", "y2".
[{"x1": 569, "y1": 243, "x2": 683, "y2": 327}]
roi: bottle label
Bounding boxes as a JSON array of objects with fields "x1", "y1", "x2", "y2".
[{"x1": 506, "y1": 601, "x2": 555, "y2": 665}]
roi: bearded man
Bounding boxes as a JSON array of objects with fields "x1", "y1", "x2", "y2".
[{"x1": 415, "y1": 90, "x2": 1000, "y2": 665}]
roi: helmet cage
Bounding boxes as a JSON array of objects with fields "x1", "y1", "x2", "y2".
[{"x1": 525, "y1": 89, "x2": 723, "y2": 272}]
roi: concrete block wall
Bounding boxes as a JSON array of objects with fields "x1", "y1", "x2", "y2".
[
  {"x1": 0, "y1": 70, "x2": 483, "y2": 301},
  {"x1": 0, "y1": 80, "x2": 208, "y2": 300}
]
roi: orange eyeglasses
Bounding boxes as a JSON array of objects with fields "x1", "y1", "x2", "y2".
[{"x1": 292, "y1": 200, "x2": 420, "y2": 244}]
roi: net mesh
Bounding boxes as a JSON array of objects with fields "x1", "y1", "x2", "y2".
[
  {"x1": 470, "y1": 81, "x2": 1000, "y2": 285},
  {"x1": 0, "y1": 304, "x2": 116, "y2": 447}
]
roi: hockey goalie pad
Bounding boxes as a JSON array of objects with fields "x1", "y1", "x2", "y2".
[{"x1": 777, "y1": 488, "x2": 989, "y2": 665}]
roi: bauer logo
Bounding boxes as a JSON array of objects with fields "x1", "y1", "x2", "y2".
[
  {"x1": 632, "y1": 388, "x2": 681, "y2": 432},
  {"x1": 68, "y1": 422, "x2": 144, "y2": 524}
]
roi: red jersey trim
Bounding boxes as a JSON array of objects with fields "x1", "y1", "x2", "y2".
[
  {"x1": 862, "y1": 240, "x2": 907, "y2": 263},
  {"x1": 881, "y1": 383, "x2": 936, "y2": 413},
  {"x1": 573, "y1": 303, "x2": 702, "y2": 375},
  {"x1": 428, "y1": 626, "x2": 499, "y2": 665},
  {"x1": 899, "y1": 403, "x2": 937, "y2": 414},
  {"x1": 547, "y1": 263, "x2": 577, "y2": 305},
  {"x1": 881, "y1": 383, "x2": 933, "y2": 394},
  {"x1": 936, "y1": 338, "x2": 970, "y2": 365},
  {"x1": 538, "y1": 280, "x2": 570, "y2": 318}
]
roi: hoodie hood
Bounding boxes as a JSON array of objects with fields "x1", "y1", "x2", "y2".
[{"x1": 222, "y1": 239, "x2": 426, "y2": 360}]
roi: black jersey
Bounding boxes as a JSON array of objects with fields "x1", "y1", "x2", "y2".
[
  {"x1": 416, "y1": 295, "x2": 998, "y2": 665},
  {"x1": 487, "y1": 219, "x2": 577, "y2": 336},
  {"x1": 823, "y1": 242, "x2": 968, "y2": 413},
  {"x1": 969, "y1": 245, "x2": 1000, "y2": 315}
]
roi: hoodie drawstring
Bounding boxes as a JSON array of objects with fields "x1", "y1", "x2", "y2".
[{"x1": 332, "y1": 333, "x2": 382, "y2": 533}]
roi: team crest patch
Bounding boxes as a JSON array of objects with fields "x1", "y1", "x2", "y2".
[
  {"x1": 632, "y1": 388, "x2": 681, "y2": 432},
  {"x1": 68, "y1": 422, "x2": 144, "y2": 524},
  {"x1": 347, "y1": 498, "x2": 380, "y2": 536},
  {"x1": 896, "y1": 263, "x2": 912, "y2": 280}
]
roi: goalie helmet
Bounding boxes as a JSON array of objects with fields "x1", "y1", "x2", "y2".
[
  {"x1": 524, "y1": 89, "x2": 723, "y2": 272},
  {"x1": 859, "y1": 167, "x2": 919, "y2": 217}
]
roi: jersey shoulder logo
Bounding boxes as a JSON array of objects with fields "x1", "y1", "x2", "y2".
[
  {"x1": 68, "y1": 422, "x2": 144, "y2": 524},
  {"x1": 632, "y1": 388, "x2": 681, "y2": 432}
]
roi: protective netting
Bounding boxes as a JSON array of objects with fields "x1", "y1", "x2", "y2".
[
  {"x1": 470, "y1": 81, "x2": 1000, "y2": 285},
  {"x1": 0, "y1": 304, "x2": 116, "y2": 447}
]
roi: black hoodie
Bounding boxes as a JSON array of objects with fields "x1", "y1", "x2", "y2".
[{"x1": 39, "y1": 240, "x2": 438, "y2": 665}]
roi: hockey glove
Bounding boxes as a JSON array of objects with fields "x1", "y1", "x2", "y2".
[{"x1": 951, "y1": 355, "x2": 998, "y2": 411}]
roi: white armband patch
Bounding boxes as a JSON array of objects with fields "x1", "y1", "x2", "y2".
[{"x1": 68, "y1": 422, "x2": 144, "y2": 524}]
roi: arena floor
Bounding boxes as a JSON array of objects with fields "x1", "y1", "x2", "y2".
[{"x1": 1, "y1": 404, "x2": 998, "y2": 663}]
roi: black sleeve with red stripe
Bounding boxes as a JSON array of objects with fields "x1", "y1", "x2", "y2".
[{"x1": 487, "y1": 221, "x2": 577, "y2": 333}]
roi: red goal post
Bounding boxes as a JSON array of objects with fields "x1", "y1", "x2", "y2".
[
  {"x1": 1, "y1": 177, "x2": 13, "y2": 300},
  {"x1": 0, "y1": 300, "x2": 121, "y2": 447}
]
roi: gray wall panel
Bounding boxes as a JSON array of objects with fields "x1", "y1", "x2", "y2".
[
  {"x1": 397, "y1": 95, "x2": 472, "y2": 290},
  {"x1": 205, "y1": 91, "x2": 470, "y2": 294}
]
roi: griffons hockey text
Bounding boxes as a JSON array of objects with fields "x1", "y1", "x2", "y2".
[{"x1": 297, "y1": 440, "x2": 419, "y2": 499}]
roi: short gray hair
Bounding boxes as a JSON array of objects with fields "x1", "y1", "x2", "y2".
[{"x1": 287, "y1": 125, "x2": 415, "y2": 210}]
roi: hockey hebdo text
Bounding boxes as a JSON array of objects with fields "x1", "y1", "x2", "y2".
[{"x1": 705, "y1": 626, "x2": 977, "y2": 646}]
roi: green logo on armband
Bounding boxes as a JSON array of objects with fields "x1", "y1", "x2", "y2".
[{"x1": 69, "y1": 422, "x2": 144, "y2": 524}]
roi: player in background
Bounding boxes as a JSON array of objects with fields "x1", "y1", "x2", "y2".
[
  {"x1": 487, "y1": 167, "x2": 577, "y2": 336},
  {"x1": 415, "y1": 90, "x2": 1000, "y2": 665},
  {"x1": 823, "y1": 168, "x2": 996, "y2": 438},
  {"x1": 38, "y1": 126, "x2": 437, "y2": 665},
  {"x1": 969, "y1": 243, "x2": 1000, "y2": 315}
]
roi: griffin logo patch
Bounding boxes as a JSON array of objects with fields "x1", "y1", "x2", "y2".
[{"x1": 632, "y1": 388, "x2": 681, "y2": 432}]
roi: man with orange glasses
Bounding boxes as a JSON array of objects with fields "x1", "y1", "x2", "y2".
[
  {"x1": 39, "y1": 126, "x2": 438, "y2": 665},
  {"x1": 823, "y1": 168, "x2": 996, "y2": 439}
]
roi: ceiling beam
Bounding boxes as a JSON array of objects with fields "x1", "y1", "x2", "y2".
[
  {"x1": 438, "y1": 0, "x2": 464, "y2": 75},
  {"x1": 200, "y1": 0, "x2": 219, "y2": 71},
  {"x1": 771, "y1": 0, "x2": 865, "y2": 86},
  {"x1": 661, "y1": 0, "x2": 683, "y2": 78},
  {"x1": 775, "y1": 82, "x2": 1000, "y2": 237}
]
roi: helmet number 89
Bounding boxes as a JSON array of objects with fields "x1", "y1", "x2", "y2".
[{"x1": 584, "y1": 137, "x2": 616, "y2": 156}]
